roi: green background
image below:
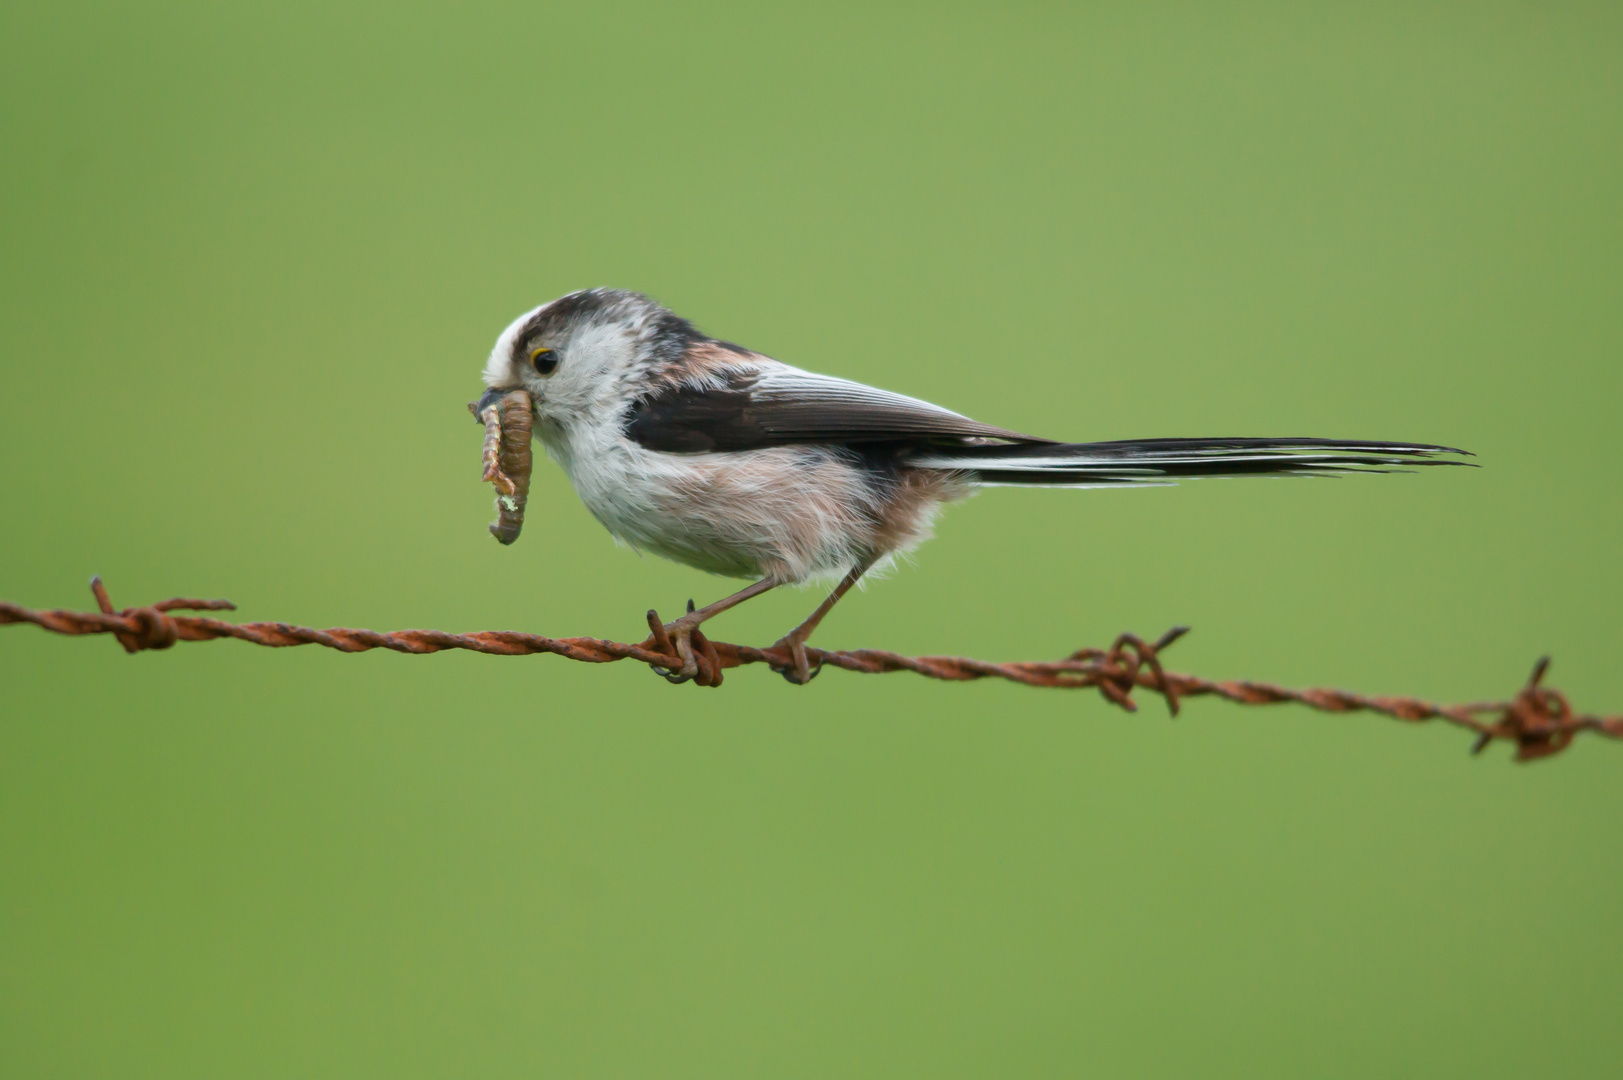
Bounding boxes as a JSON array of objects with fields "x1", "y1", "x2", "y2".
[{"x1": 3, "y1": 3, "x2": 1619, "y2": 1076}]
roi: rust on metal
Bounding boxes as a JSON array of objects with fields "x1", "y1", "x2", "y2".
[{"x1": 3, "y1": 579, "x2": 1619, "y2": 763}]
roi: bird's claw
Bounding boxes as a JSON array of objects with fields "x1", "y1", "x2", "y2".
[
  {"x1": 645, "y1": 607, "x2": 722, "y2": 687},
  {"x1": 770, "y1": 636, "x2": 821, "y2": 685}
]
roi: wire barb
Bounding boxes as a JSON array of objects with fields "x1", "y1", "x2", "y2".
[{"x1": 3, "y1": 579, "x2": 1618, "y2": 762}]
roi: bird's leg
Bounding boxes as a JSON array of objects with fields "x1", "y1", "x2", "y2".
[
  {"x1": 773, "y1": 559, "x2": 874, "y2": 685},
  {"x1": 651, "y1": 577, "x2": 780, "y2": 683}
]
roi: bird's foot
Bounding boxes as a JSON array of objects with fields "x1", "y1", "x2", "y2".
[
  {"x1": 644, "y1": 603, "x2": 724, "y2": 687},
  {"x1": 769, "y1": 634, "x2": 822, "y2": 686}
]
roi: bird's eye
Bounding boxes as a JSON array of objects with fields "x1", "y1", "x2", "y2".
[{"x1": 529, "y1": 347, "x2": 559, "y2": 376}]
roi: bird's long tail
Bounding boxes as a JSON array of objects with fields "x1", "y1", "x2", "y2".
[{"x1": 907, "y1": 437, "x2": 1473, "y2": 487}]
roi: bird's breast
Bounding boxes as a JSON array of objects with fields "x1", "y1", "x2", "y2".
[{"x1": 541, "y1": 424, "x2": 918, "y2": 582}]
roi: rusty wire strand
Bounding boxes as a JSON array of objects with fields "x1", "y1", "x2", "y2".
[{"x1": 4, "y1": 578, "x2": 1618, "y2": 763}]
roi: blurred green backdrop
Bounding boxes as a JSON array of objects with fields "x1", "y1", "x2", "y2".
[{"x1": 3, "y1": 2, "x2": 1620, "y2": 1077}]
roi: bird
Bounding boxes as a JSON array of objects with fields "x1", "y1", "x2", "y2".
[{"x1": 475, "y1": 288, "x2": 1470, "y2": 685}]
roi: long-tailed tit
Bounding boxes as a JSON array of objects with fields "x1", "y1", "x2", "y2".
[{"x1": 476, "y1": 288, "x2": 1468, "y2": 684}]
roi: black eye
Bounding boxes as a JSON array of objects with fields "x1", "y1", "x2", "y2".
[{"x1": 529, "y1": 347, "x2": 559, "y2": 376}]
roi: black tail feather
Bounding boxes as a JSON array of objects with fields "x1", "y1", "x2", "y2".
[{"x1": 908, "y1": 437, "x2": 1474, "y2": 487}]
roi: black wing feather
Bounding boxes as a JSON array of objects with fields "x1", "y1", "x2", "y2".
[
  {"x1": 625, "y1": 368, "x2": 1046, "y2": 453},
  {"x1": 621, "y1": 366, "x2": 1475, "y2": 484}
]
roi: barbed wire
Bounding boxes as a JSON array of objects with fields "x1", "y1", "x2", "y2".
[{"x1": 3, "y1": 577, "x2": 1618, "y2": 763}]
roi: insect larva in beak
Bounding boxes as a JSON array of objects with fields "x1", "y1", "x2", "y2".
[{"x1": 468, "y1": 390, "x2": 533, "y2": 545}]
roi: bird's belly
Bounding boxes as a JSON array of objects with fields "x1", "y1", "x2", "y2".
[{"x1": 556, "y1": 438, "x2": 882, "y2": 582}]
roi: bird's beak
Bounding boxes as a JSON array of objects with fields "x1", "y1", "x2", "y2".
[{"x1": 473, "y1": 386, "x2": 510, "y2": 420}]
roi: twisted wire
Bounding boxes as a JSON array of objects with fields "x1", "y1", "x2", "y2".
[{"x1": 4, "y1": 579, "x2": 1618, "y2": 762}]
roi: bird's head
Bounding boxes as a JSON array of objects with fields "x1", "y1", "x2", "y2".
[{"x1": 476, "y1": 288, "x2": 699, "y2": 427}]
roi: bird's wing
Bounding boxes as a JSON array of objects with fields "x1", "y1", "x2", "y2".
[{"x1": 624, "y1": 362, "x2": 1048, "y2": 452}]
